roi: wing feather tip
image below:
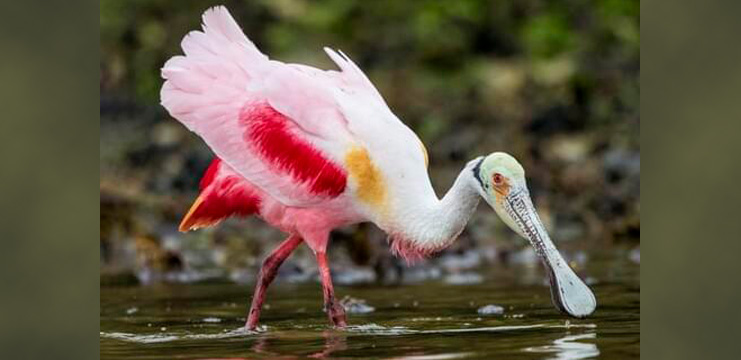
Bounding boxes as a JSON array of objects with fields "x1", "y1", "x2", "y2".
[
  {"x1": 323, "y1": 46, "x2": 337, "y2": 59},
  {"x1": 178, "y1": 195, "x2": 206, "y2": 232},
  {"x1": 337, "y1": 49, "x2": 350, "y2": 61}
]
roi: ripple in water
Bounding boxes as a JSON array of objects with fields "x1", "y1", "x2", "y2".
[
  {"x1": 99, "y1": 327, "x2": 260, "y2": 344},
  {"x1": 343, "y1": 322, "x2": 596, "y2": 336}
]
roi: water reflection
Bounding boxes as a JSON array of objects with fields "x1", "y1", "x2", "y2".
[
  {"x1": 524, "y1": 332, "x2": 599, "y2": 360},
  {"x1": 250, "y1": 331, "x2": 347, "y2": 359},
  {"x1": 308, "y1": 332, "x2": 347, "y2": 359},
  {"x1": 387, "y1": 353, "x2": 473, "y2": 360}
]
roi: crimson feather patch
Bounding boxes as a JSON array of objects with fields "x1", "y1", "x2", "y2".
[{"x1": 241, "y1": 103, "x2": 347, "y2": 197}]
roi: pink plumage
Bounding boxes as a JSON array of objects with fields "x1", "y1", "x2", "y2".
[
  {"x1": 161, "y1": 6, "x2": 373, "y2": 330},
  {"x1": 158, "y1": 6, "x2": 565, "y2": 329}
]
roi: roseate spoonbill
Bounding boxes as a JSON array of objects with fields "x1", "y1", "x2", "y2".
[{"x1": 160, "y1": 6, "x2": 596, "y2": 330}]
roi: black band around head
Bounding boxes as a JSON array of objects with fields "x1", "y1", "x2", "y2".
[{"x1": 472, "y1": 157, "x2": 486, "y2": 190}]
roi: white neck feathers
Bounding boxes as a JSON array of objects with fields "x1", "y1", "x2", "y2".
[{"x1": 386, "y1": 162, "x2": 481, "y2": 262}]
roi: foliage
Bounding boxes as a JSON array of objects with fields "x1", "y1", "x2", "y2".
[{"x1": 100, "y1": 0, "x2": 639, "y2": 276}]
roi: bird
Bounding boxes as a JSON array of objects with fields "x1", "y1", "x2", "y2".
[{"x1": 160, "y1": 6, "x2": 596, "y2": 330}]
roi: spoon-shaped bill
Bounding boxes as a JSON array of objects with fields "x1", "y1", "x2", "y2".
[{"x1": 502, "y1": 188, "x2": 597, "y2": 318}]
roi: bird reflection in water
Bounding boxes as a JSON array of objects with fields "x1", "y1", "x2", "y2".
[
  {"x1": 248, "y1": 330, "x2": 347, "y2": 359},
  {"x1": 524, "y1": 332, "x2": 599, "y2": 360}
]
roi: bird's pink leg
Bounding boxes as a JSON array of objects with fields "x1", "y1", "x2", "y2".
[
  {"x1": 245, "y1": 234, "x2": 303, "y2": 330},
  {"x1": 316, "y1": 251, "x2": 347, "y2": 328}
]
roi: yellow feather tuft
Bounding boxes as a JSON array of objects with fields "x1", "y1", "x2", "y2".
[{"x1": 344, "y1": 146, "x2": 389, "y2": 214}]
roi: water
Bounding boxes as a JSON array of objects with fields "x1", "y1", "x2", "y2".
[{"x1": 100, "y1": 249, "x2": 639, "y2": 359}]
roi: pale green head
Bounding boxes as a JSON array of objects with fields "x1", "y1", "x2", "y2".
[{"x1": 472, "y1": 152, "x2": 597, "y2": 318}]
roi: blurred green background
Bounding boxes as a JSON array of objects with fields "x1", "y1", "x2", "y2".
[{"x1": 100, "y1": 0, "x2": 639, "y2": 284}]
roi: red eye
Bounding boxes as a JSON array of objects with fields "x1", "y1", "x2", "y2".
[{"x1": 493, "y1": 173, "x2": 504, "y2": 185}]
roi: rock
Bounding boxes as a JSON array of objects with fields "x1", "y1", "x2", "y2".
[
  {"x1": 228, "y1": 268, "x2": 254, "y2": 284},
  {"x1": 151, "y1": 122, "x2": 184, "y2": 147},
  {"x1": 510, "y1": 247, "x2": 538, "y2": 265},
  {"x1": 334, "y1": 267, "x2": 377, "y2": 285},
  {"x1": 604, "y1": 149, "x2": 641, "y2": 182},
  {"x1": 546, "y1": 134, "x2": 594, "y2": 164},
  {"x1": 533, "y1": 56, "x2": 576, "y2": 87},
  {"x1": 401, "y1": 265, "x2": 443, "y2": 284},
  {"x1": 477, "y1": 305, "x2": 505, "y2": 315},
  {"x1": 629, "y1": 247, "x2": 640, "y2": 264},
  {"x1": 443, "y1": 272, "x2": 483, "y2": 285},
  {"x1": 136, "y1": 268, "x2": 223, "y2": 285},
  {"x1": 565, "y1": 250, "x2": 588, "y2": 269},
  {"x1": 340, "y1": 296, "x2": 375, "y2": 314},
  {"x1": 439, "y1": 251, "x2": 482, "y2": 271}
]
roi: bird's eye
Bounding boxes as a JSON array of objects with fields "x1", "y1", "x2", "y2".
[{"x1": 493, "y1": 173, "x2": 504, "y2": 185}]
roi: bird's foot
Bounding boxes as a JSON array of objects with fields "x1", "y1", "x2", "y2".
[
  {"x1": 245, "y1": 307, "x2": 262, "y2": 331},
  {"x1": 326, "y1": 302, "x2": 347, "y2": 328},
  {"x1": 245, "y1": 321, "x2": 258, "y2": 331}
]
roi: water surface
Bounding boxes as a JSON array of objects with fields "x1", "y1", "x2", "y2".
[{"x1": 101, "y1": 249, "x2": 639, "y2": 359}]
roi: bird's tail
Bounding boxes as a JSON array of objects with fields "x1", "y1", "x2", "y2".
[
  {"x1": 179, "y1": 158, "x2": 261, "y2": 232},
  {"x1": 160, "y1": 6, "x2": 268, "y2": 133}
]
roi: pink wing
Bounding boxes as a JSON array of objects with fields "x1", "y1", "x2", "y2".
[{"x1": 160, "y1": 6, "x2": 361, "y2": 206}]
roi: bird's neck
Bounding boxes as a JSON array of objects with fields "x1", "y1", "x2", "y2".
[{"x1": 388, "y1": 162, "x2": 481, "y2": 263}]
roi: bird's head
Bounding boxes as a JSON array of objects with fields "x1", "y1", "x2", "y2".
[{"x1": 471, "y1": 152, "x2": 597, "y2": 318}]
